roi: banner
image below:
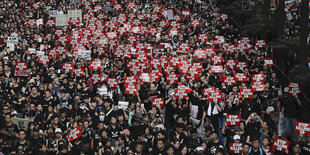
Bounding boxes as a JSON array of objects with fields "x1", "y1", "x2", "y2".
[
  {"x1": 11, "y1": 118, "x2": 32, "y2": 131},
  {"x1": 226, "y1": 115, "x2": 241, "y2": 126},
  {"x1": 229, "y1": 143, "x2": 243, "y2": 154},
  {"x1": 294, "y1": 121, "x2": 310, "y2": 135},
  {"x1": 68, "y1": 10, "x2": 82, "y2": 24},
  {"x1": 49, "y1": 10, "x2": 57, "y2": 17},
  {"x1": 272, "y1": 138, "x2": 289, "y2": 152},
  {"x1": 56, "y1": 14, "x2": 68, "y2": 26},
  {"x1": 68, "y1": 126, "x2": 82, "y2": 142},
  {"x1": 118, "y1": 101, "x2": 129, "y2": 109},
  {"x1": 152, "y1": 97, "x2": 164, "y2": 107}
]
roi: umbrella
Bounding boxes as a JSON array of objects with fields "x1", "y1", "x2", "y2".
[{"x1": 102, "y1": 6, "x2": 115, "y2": 12}]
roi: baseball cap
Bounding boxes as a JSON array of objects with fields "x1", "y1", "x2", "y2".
[
  {"x1": 55, "y1": 128, "x2": 62, "y2": 134},
  {"x1": 33, "y1": 127, "x2": 40, "y2": 132},
  {"x1": 233, "y1": 135, "x2": 241, "y2": 141}
]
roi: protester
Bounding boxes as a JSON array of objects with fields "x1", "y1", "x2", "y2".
[{"x1": 0, "y1": 0, "x2": 307, "y2": 155}]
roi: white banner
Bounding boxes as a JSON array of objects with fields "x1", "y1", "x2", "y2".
[
  {"x1": 118, "y1": 101, "x2": 129, "y2": 109},
  {"x1": 56, "y1": 14, "x2": 68, "y2": 26}
]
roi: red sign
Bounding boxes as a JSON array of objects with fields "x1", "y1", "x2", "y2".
[
  {"x1": 229, "y1": 143, "x2": 243, "y2": 154},
  {"x1": 125, "y1": 85, "x2": 138, "y2": 95},
  {"x1": 166, "y1": 74, "x2": 179, "y2": 83},
  {"x1": 124, "y1": 76, "x2": 137, "y2": 85},
  {"x1": 39, "y1": 55, "x2": 50, "y2": 65},
  {"x1": 240, "y1": 88, "x2": 254, "y2": 99},
  {"x1": 294, "y1": 121, "x2": 310, "y2": 135},
  {"x1": 251, "y1": 80, "x2": 265, "y2": 92},
  {"x1": 62, "y1": 63, "x2": 74, "y2": 73},
  {"x1": 272, "y1": 138, "x2": 289, "y2": 152},
  {"x1": 203, "y1": 87, "x2": 216, "y2": 97},
  {"x1": 68, "y1": 126, "x2": 82, "y2": 142},
  {"x1": 223, "y1": 76, "x2": 236, "y2": 86},
  {"x1": 152, "y1": 97, "x2": 164, "y2": 107},
  {"x1": 210, "y1": 65, "x2": 223, "y2": 73},
  {"x1": 74, "y1": 68, "x2": 85, "y2": 77},
  {"x1": 255, "y1": 40, "x2": 266, "y2": 48},
  {"x1": 208, "y1": 91, "x2": 223, "y2": 103},
  {"x1": 15, "y1": 63, "x2": 28, "y2": 71},
  {"x1": 139, "y1": 73, "x2": 151, "y2": 83},
  {"x1": 264, "y1": 58, "x2": 274, "y2": 66},
  {"x1": 107, "y1": 78, "x2": 118, "y2": 88},
  {"x1": 234, "y1": 73, "x2": 247, "y2": 81},
  {"x1": 226, "y1": 95, "x2": 240, "y2": 105},
  {"x1": 288, "y1": 82, "x2": 300, "y2": 96},
  {"x1": 226, "y1": 115, "x2": 241, "y2": 126},
  {"x1": 91, "y1": 73, "x2": 102, "y2": 84},
  {"x1": 175, "y1": 89, "x2": 188, "y2": 99}
]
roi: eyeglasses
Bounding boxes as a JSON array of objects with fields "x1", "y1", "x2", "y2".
[{"x1": 3, "y1": 108, "x2": 8, "y2": 110}]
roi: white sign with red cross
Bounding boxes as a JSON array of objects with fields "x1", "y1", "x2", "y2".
[
  {"x1": 62, "y1": 63, "x2": 74, "y2": 73},
  {"x1": 152, "y1": 97, "x2": 164, "y2": 108},
  {"x1": 288, "y1": 82, "x2": 301, "y2": 96},
  {"x1": 208, "y1": 91, "x2": 223, "y2": 103},
  {"x1": 240, "y1": 88, "x2": 254, "y2": 99},
  {"x1": 107, "y1": 78, "x2": 118, "y2": 88},
  {"x1": 166, "y1": 74, "x2": 179, "y2": 83},
  {"x1": 39, "y1": 55, "x2": 49, "y2": 65},
  {"x1": 125, "y1": 85, "x2": 138, "y2": 95},
  {"x1": 210, "y1": 65, "x2": 223, "y2": 73},
  {"x1": 15, "y1": 63, "x2": 28, "y2": 71},
  {"x1": 74, "y1": 68, "x2": 85, "y2": 77},
  {"x1": 272, "y1": 138, "x2": 289, "y2": 152}
]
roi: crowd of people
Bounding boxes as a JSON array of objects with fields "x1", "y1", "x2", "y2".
[{"x1": 0, "y1": 0, "x2": 309, "y2": 155}]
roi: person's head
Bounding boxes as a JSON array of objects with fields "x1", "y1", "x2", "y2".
[
  {"x1": 292, "y1": 143, "x2": 301, "y2": 154},
  {"x1": 126, "y1": 149, "x2": 134, "y2": 155},
  {"x1": 176, "y1": 123, "x2": 184, "y2": 134},
  {"x1": 167, "y1": 144, "x2": 174, "y2": 155},
  {"x1": 31, "y1": 86, "x2": 38, "y2": 94},
  {"x1": 135, "y1": 142, "x2": 144, "y2": 153},
  {"x1": 55, "y1": 128, "x2": 63, "y2": 139},
  {"x1": 110, "y1": 116, "x2": 117, "y2": 125},
  {"x1": 5, "y1": 114, "x2": 11, "y2": 123},
  {"x1": 156, "y1": 138, "x2": 165, "y2": 150},
  {"x1": 180, "y1": 146, "x2": 188, "y2": 155},
  {"x1": 242, "y1": 143, "x2": 250, "y2": 154},
  {"x1": 190, "y1": 128, "x2": 197, "y2": 139},
  {"x1": 262, "y1": 137, "x2": 270, "y2": 146},
  {"x1": 83, "y1": 121, "x2": 89, "y2": 129},
  {"x1": 262, "y1": 121, "x2": 269, "y2": 130},
  {"x1": 252, "y1": 139, "x2": 260, "y2": 149},
  {"x1": 211, "y1": 131, "x2": 218, "y2": 141},
  {"x1": 18, "y1": 129, "x2": 27, "y2": 140},
  {"x1": 150, "y1": 83, "x2": 156, "y2": 92},
  {"x1": 306, "y1": 135, "x2": 310, "y2": 143},
  {"x1": 2, "y1": 105, "x2": 9, "y2": 115}
]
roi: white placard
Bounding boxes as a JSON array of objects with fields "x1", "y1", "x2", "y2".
[
  {"x1": 49, "y1": 10, "x2": 57, "y2": 17},
  {"x1": 118, "y1": 101, "x2": 129, "y2": 109},
  {"x1": 68, "y1": 10, "x2": 82, "y2": 23},
  {"x1": 37, "y1": 19, "x2": 43, "y2": 26},
  {"x1": 28, "y1": 48, "x2": 36, "y2": 54},
  {"x1": 36, "y1": 51, "x2": 45, "y2": 56},
  {"x1": 167, "y1": 10, "x2": 174, "y2": 20},
  {"x1": 74, "y1": 50, "x2": 91, "y2": 60},
  {"x1": 7, "y1": 36, "x2": 18, "y2": 45},
  {"x1": 56, "y1": 14, "x2": 68, "y2": 26},
  {"x1": 191, "y1": 105, "x2": 198, "y2": 118},
  {"x1": 7, "y1": 43, "x2": 14, "y2": 52}
]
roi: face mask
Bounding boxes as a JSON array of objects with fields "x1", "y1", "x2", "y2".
[
  {"x1": 26, "y1": 56, "x2": 31, "y2": 60},
  {"x1": 99, "y1": 115, "x2": 105, "y2": 121}
]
